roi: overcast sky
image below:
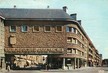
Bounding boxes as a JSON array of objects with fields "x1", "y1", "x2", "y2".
[{"x1": 0, "y1": 0, "x2": 108, "y2": 59}]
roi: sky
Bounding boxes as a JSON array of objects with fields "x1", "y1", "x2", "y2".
[{"x1": 0, "y1": 0, "x2": 108, "y2": 59}]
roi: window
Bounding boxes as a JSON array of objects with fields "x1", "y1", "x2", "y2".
[
  {"x1": 56, "y1": 26, "x2": 62, "y2": 32},
  {"x1": 67, "y1": 37, "x2": 77, "y2": 44},
  {"x1": 67, "y1": 37, "x2": 72, "y2": 43},
  {"x1": 82, "y1": 52, "x2": 84, "y2": 56},
  {"x1": 21, "y1": 25, "x2": 27, "y2": 32},
  {"x1": 33, "y1": 26, "x2": 39, "y2": 32},
  {"x1": 44, "y1": 26, "x2": 51, "y2": 32},
  {"x1": 72, "y1": 38, "x2": 77, "y2": 44},
  {"x1": 66, "y1": 26, "x2": 76, "y2": 33},
  {"x1": 67, "y1": 48, "x2": 72, "y2": 53},
  {"x1": 77, "y1": 30, "x2": 81, "y2": 36},
  {"x1": 66, "y1": 58, "x2": 71, "y2": 64},
  {"x1": 66, "y1": 26, "x2": 71, "y2": 32},
  {"x1": 10, "y1": 26, "x2": 16, "y2": 32},
  {"x1": 71, "y1": 27, "x2": 76, "y2": 33},
  {"x1": 72, "y1": 49, "x2": 76, "y2": 54}
]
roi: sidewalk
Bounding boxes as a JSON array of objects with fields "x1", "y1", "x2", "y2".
[
  {"x1": 0, "y1": 68, "x2": 7, "y2": 73},
  {"x1": 0, "y1": 67, "x2": 93, "y2": 73},
  {"x1": 41, "y1": 67, "x2": 92, "y2": 72}
]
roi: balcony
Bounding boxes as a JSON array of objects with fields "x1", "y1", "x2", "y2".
[
  {"x1": 67, "y1": 43, "x2": 86, "y2": 52},
  {"x1": 54, "y1": 53, "x2": 86, "y2": 59},
  {"x1": 67, "y1": 32, "x2": 85, "y2": 45}
]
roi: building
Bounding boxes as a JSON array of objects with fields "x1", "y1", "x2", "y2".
[
  {"x1": 0, "y1": 8, "x2": 102, "y2": 70},
  {"x1": 0, "y1": 16, "x2": 5, "y2": 69},
  {"x1": 102, "y1": 59, "x2": 108, "y2": 67}
]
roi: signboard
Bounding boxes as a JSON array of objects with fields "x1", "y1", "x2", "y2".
[{"x1": 5, "y1": 48, "x2": 65, "y2": 54}]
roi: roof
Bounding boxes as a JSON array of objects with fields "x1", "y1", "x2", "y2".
[{"x1": 0, "y1": 8, "x2": 72, "y2": 20}]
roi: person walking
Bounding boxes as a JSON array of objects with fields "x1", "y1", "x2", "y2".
[{"x1": 6, "y1": 62, "x2": 10, "y2": 71}]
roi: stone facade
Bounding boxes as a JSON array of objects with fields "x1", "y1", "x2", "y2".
[
  {"x1": 0, "y1": 18, "x2": 4, "y2": 57},
  {"x1": 0, "y1": 18, "x2": 5, "y2": 69}
]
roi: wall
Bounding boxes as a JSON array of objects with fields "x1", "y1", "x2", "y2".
[
  {"x1": 4, "y1": 20, "x2": 67, "y2": 54},
  {"x1": 0, "y1": 18, "x2": 5, "y2": 69}
]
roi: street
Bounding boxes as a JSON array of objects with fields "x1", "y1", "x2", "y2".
[{"x1": 1, "y1": 67, "x2": 108, "y2": 73}]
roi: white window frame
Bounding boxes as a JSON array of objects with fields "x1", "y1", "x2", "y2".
[
  {"x1": 21, "y1": 25, "x2": 28, "y2": 32},
  {"x1": 44, "y1": 26, "x2": 51, "y2": 32},
  {"x1": 56, "y1": 26, "x2": 63, "y2": 32},
  {"x1": 10, "y1": 26, "x2": 16, "y2": 32},
  {"x1": 33, "y1": 26, "x2": 40, "y2": 32}
]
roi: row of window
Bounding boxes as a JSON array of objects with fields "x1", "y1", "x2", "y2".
[
  {"x1": 66, "y1": 27, "x2": 76, "y2": 33},
  {"x1": 66, "y1": 26, "x2": 85, "y2": 42},
  {"x1": 89, "y1": 48, "x2": 93, "y2": 54},
  {"x1": 67, "y1": 37, "x2": 77, "y2": 44},
  {"x1": 10, "y1": 25, "x2": 63, "y2": 32},
  {"x1": 67, "y1": 48, "x2": 84, "y2": 56},
  {"x1": 67, "y1": 37, "x2": 85, "y2": 49}
]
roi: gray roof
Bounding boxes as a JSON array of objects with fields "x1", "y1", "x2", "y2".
[{"x1": 0, "y1": 8, "x2": 72, "y2": 20}]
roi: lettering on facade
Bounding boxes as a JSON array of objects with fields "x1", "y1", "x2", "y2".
[{"x1": 5, "y1": 48, "x2": 65, "y2": 54}]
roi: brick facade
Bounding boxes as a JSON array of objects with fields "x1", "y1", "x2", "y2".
[
  {"x1": 5, "y1": 20, "x2": 68, "y2": 54},
  {"x1": 0, "y1": 8, "x2": 102, "y2": 69}
]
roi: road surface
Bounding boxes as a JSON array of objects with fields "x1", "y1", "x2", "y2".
[{"x1": 1, "y1": 67, "x2": 108, "y2": 73}]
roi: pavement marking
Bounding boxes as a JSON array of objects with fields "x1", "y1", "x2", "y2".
[{"x1": 98, "y1": 70, "x2": 105, "y2": 73}]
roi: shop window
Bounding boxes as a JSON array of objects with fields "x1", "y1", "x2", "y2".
[{"x1": 66, "y1": 58, "x2": 71, "y2": 64}]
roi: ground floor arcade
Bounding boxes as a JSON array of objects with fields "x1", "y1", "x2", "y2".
[
  {"x1": 0, "y1": 54, "x2": 101, "y2": 70},
  {"x1": 47, "y1": 56, "x2": 87, "y2": 70}
]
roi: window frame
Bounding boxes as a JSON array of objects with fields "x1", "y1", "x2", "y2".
[
  {"x1": 67, "y1": 37, "x2": 72, "y2": 43},
  {"x1": 67, "y1": 48, "x2": 72, "y2": 54},
  {"x1": 10, "y1": 26, "x2": 16, "y2": 32},
  {"x1": 33, "y1": 26, "x2": 40, "y2": 32},
  {"x1": 56, "y1": 26, "x2": 63, "y2": 32},
  {"x1": 21, "y1": 25, "x2": 28, "y2": 32},
  {"x1": 44, "y1": 25, "x2": 51, "y2": 32},
  {"x1": 66, "y1": 26, "x2": 77, "y2": 33}
]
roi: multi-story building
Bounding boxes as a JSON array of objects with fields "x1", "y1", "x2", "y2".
[
  {"x1": 0, "y1": 8, "x2": 102, "y2": 70},
  {"x1": 102, "y1": 59, "x2": 108, "y2": 67},
  {"x1": 0, "y1": 16, "x2": 5, "y2": 69}
]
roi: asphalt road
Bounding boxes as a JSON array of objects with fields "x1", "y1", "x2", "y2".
[{"x1": 1, "y1": 67, "x2": 108, "y2": 73}]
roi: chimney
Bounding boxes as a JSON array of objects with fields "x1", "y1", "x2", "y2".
[
  {"x1": 63, "y1": 6, "x2": 67, "y2": 12},
  {"x1": 77, "y1": 20, "x2": 81, "y2": 25},
  {"x1": 14, "y1": 5, "x2": 16, "y2": 8},
  {"x1": 70, "y1": 13, "x2": 77, "y2": 20},
  {"x1": 47, "y1": 5, "x2": 50, "y2": 9}
]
